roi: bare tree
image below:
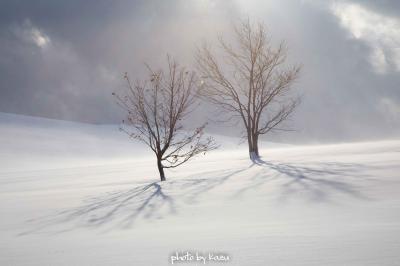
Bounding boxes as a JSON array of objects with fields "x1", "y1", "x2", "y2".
[
  {"x1": 196, "y1": 19, "x2": 301, "y2": 161},
  {"x1": 113, "y1": 58, "x2": 217, "y2": 181}
]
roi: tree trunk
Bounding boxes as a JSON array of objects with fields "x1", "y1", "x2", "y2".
[
  {"x1": 253, "y1": 133, "x2": 259, "y2": 158},
  {"x1": 157, "y1": 158, "x2": 166, "y2": 181},
  {"x1": 248, "y1": 132, "x2": 260, "y2": 161},
  {"x1": 247, "y1": 130, "x2": 253, "y2": 160}
]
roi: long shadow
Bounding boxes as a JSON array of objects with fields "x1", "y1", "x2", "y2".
[
  {"x1": 20, "y1": 157, "x2": 372, "y2": 235},
  {"x1": 73, "y1": 182, "x2": 176, "y2": 229},
  {"x1": 20, "y1": 166, "x2": 251, "y2": 235},
  {"x1": 20, "y1": 182, "x2": 176, "y2": 235},
  {"x1": 246, "y1": 157, "x2": 371, "y2": 202}
]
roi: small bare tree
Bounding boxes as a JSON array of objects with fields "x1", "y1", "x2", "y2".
[
  {"x1": 196, "y1": 20, "x2": 301, "y2": 161},
  {"x1": 113, "y1": 58, "x2": 217, "y2": 181}
]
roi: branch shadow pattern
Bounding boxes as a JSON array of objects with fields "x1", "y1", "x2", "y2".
[
  {"x1": 20, "y1": 182, "x2": 176, "y2": 235},
  {"x1": 245, "y1": 157, "x2": 372, "y2": 202},
  {"x1": 21, "y1": 158, "x2": 372, "y2": 235},
  {"x1": 74, "y1": 182, "x2": 176, "y2": 229},
  {"x1": 20, "y1": 166, "x2": 250, "y2": 235}
]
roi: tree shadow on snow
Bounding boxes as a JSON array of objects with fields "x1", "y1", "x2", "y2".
[
  {"x1": 20, "y1": 158, "x2": 372, "y2": 235},
  {"x1": 19, "y1": 166, "x2": 249, "y2": 235},
  {"x1": 20, "y1": 182, "x2": 176, "y2": 235},
  {"x1": 241, "y1": 157, "x2": 372, "y2": 202}
]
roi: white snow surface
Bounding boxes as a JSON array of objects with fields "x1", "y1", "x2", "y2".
[{"x1": 1, "y1": 112, "x2": 400, "y2": 265}]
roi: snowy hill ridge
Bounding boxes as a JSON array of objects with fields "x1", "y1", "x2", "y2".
[
  {"x1": 1, "y1": 112, "x2": 400, "y2": 266},
  {"x1": 0, "y1": 112, "x2": 288, "y2": 172}
]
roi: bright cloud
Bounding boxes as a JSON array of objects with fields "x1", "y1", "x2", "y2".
[
  {"x1": 30, "y1": 27, "x2": 50, "y2": 48},
  {"x1": 331, "y1": 2, "x2": 400, "y2": 74},
  {"x1": 13, "y1": 20, "x2": 51, "y2": 49}
]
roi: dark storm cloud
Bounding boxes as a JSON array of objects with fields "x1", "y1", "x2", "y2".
[
  {"x1": 0, "y1": 0, "x2": 399, "y2": 141},
  {"x1": 0, "y1": 0, "x2": 237, "y2": 123},
  {"x1": 0, "y1": 0, "x2": 133, "y2": 122}
]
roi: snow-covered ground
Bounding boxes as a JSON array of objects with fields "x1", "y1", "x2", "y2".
[{"x1": 1, "y1": 112, "x2": 400, "y2": 265}]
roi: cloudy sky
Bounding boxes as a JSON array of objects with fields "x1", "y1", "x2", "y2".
[{"x1": 0, "y1": 0, "x2": 399, "y2": 143}]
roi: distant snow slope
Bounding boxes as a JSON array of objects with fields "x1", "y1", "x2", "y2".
[
  {"x1": 1, "y1": 112, "x2": 400, "y2": 266},
  {"x1": 0, "y1": 112, "x2": 273, "y2": 171}
]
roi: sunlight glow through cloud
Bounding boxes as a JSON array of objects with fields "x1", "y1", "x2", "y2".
[
  {"x1": 30, "y1": 28, "x2": 50, "y2": 48},
  {"x1": 14, "y1": 20, "x2": 51, "y2": 49}
]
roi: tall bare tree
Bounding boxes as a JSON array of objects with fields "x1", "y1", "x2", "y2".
[
  {"x1": 196, "y1": 19, "x2": 301, "y2": 160},
  {"x1": 113, "y1": 58, "x2": 217, "y2": 181}
]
